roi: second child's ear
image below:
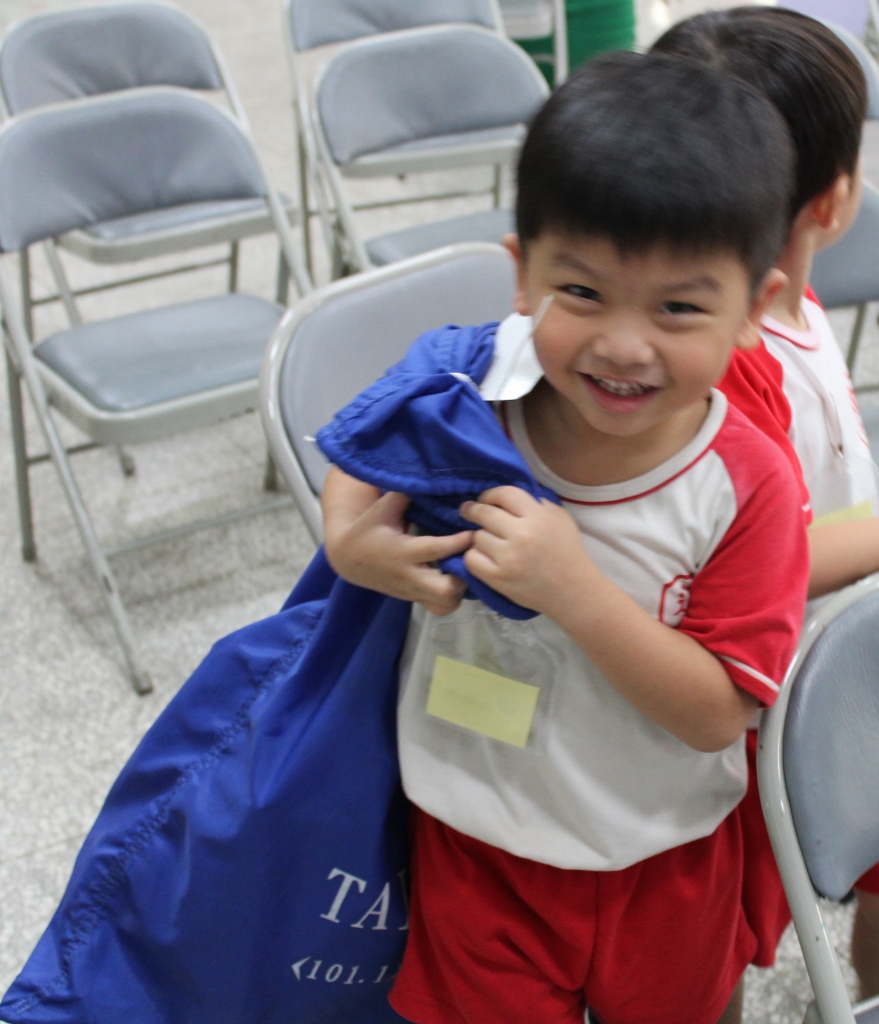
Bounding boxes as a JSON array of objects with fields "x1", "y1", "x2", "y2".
[
  {"x1": 502, "y1": 234, "x2": 532, "y2": 318},
  {"x1": 736, "y1": 267, "x2": 788, "y2": 351}
]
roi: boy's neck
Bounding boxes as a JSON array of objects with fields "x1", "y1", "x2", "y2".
[
  {"x1": 523, "y1": 382, "x2": 711, "y2": 488},
  {"x1": 765, "y1": 219, "x2": 816, "y2": 332}
]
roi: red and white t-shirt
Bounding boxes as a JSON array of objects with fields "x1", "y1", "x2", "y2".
[
  {"x1": 761, "y1": 296, "x2": 878, "y2": 525},
  {"x1": 397, "y1": 318, "x2": 808, "y2": 872}
]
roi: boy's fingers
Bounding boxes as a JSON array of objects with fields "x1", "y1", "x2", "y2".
[
  {"x1": 408, "y1": 530, "x2": 473, "y2": 563},
  {"x1": 477, "y1": 486, "x2": 539, "y2": 515},
  {"x1": 460, "y1": 500, "x2": 515, "y2": 536}
]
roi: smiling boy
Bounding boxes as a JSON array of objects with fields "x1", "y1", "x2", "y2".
[{"x1": 321, "y1": 53, "x2": 808, "y2": 1024}]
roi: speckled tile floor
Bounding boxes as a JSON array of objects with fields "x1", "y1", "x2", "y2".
[{"x1": 0, "y1": 1, "x2": 876, "y2": 1021}]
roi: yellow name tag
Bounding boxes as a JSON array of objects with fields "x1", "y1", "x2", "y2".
[
  {"x1": 810, "y1": 501, "x2": 874, "y2": 529},
  {"x1": 426, "y1": 655, "x2": 539, "y2": 748}
]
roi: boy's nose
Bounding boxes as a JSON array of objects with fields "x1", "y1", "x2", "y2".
[{"x1": 591, "y1": 319, "x2": 654, "y2": 366}]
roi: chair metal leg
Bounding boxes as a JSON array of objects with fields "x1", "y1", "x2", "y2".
[
  {"x1": 116, "y1": 446, "x2": 136, "y2": 477},
  {"x1": 44, "y1": 409, "x2": 152, "y2": 693},
  {"x1": 492, "y1": 165, "x2": 503, "y2": 209},
  {"x1": 298, "y1": 129, "x2": 314, "y2": 279},
  {"x1": 5, "y1": 345, "x2": 37, "y2": 562},
  {"x1": 228, "y1": 241, "x2": 240, "y2": 292},
  {"x1": 263, "y1": 452, "x2": 280, "y2": 492},
  {"x1": 275, "y1": 251, "x2": 290, "y2": 306},
  {"x1": 847, "y1": 303, "x2": 869, "y2": 377},
  {"x1": 18, "y1": 365, "x2": 152, "y2": 693}
]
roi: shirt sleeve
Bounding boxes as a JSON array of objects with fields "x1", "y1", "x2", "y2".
[
  {"x1": 677, "y1": 412, "x2": 810, "y2": 707},
  {"x1": 719, "y1": 345, "x2": 813, "y2": 524}
]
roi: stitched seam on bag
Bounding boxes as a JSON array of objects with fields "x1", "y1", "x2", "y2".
[{"x1": 8, "y1": 612, "x2": 320, "y2": 1012}]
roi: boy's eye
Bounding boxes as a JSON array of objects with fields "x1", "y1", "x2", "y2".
[
  {"x1": 562, "y1": 284, "x2": 601, "y2": 302},
  {"x1": 661, "y1": 300, "x2": 706, "y2": 315}
]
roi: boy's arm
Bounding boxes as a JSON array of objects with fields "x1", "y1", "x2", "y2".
[
  {"x1": 321, "y1": 465, "x2": 473, "y2": 615},
  {"x1": 808, "y1": 519, "x2": 879, "y2": 598},
  {"x1": 461, "y1": 489, "x2": 757, "y2": 752}
]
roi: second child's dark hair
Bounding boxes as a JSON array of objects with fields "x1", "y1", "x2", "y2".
[
  {"x1": 652, "y1": 7, "x2": 866, "y2": 219},
  {"x1": 516, "y1": 50, "x2": 794, "y2": 286}
]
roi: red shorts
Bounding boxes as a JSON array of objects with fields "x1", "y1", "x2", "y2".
[
  {"x1": 857, "y1": 863, "x2": 879, "y2": 896},
  {"x1": 390, "y1": 807, "x2": 757, "y2": 1024}
]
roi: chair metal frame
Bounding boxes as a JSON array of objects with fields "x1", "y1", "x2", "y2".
[
  {"x1": 281, "y1": 0, "x2": 522, "y2": 277},
  {"x1": 758, "y1": 572, "x2": 879, "y2": 1024},
  {"x1": 307, "y1": 22, "x2": 547, "y2": 276},
  {"x1": 0, "y1": 0, "x2": 298, "y2": 323},
  {"x1": 260, "y1": 242, "x2": 516, "y2": 542},
  {"x1": 1, "y1": 87, "x2": 312, "y2": 694}
]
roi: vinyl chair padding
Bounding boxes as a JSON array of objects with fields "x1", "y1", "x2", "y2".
[
  {"x1": 365, "y1": 208, "x2": 514, "y2": 265},
  {"x1": 287, "y1": 0, "x2": 499, "y2": 51},
  {"x1": 783, "y1": 587, "x2": 879, "y2": 900},
  {"x1": 0, "y1": 2, "x2": 223, "y2": 115},
  {"x1": 811, "y1": 181, "x2": 879, "y2": 310},
  {"x1": 0, "y1": 89, "x2": 267, "y2": 253},
  {"x1": 316, "y1": 26, "x2": 546, "y2": 166},
  {"x1": 35, "y1": 294, "x2": 283, "y2": 412}
]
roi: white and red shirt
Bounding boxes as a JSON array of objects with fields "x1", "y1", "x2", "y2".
[
  {"x1": 761, "y1": 297, "x2": 878, "y2": 525},
  {"x1": 397, "y1": 316, "x2": 808, "y2": 872}
]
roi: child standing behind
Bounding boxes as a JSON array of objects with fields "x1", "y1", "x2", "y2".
[
  {"x1": 322, "y1": 53, "x2": 808, "y2": 1024},
  {"x1": 654, "y1": 7, "x2": 879, "y2": 1003}
]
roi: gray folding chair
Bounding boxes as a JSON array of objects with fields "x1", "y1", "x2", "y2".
[
  {"x1": 499, "y1": 0, "x2": 568, "y2": 84},
  {"x1": 282, "y1": 0, "x2": 509, "y2": 277},
  {"x1": 809, "y1": 22, "x2": 879, "y2": 388},
  {"x1": 758, "y1": 572, "x2": 879, "y2": 1024},
  {"x1": 0, "y1": 1, "x2": 299, "y2": 320},
  {"x1": 310, "y1": 24, "x2": 548, "y2": 276},
  {"x1": 0, "y1": 87, "x2": 311, "y2": 694},
  {"x1": 260, "y1": 242, "x2": 516, "y2": 541}
]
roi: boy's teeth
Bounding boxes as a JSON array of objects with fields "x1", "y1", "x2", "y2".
[{"x1": 590, "y1": 376, "x2": 653, "y2": 396}]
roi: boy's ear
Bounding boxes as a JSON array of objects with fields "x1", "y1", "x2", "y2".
[
  {"x1": 736, "y1": 267, "x2": 788, "y2": 351},
  {"x1": 808, "y1": 173, "x2": 853, "y2": 233},
  {"x1": 502, "y1": 233, "x2": 532, "y2": 318}
]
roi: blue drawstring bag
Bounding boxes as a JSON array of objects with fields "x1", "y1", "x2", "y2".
[
  {"x1": 1, "y1": 551, "x2": 412, "y2": 1024},
  {"x1": 1, "y1": 322, "x2": 557, "y2": 1024}
]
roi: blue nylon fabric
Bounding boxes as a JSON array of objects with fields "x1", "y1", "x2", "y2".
[
  {"x1": 1, "y1": 322, "x2": 559, "y2": 1024},
  {"x1": 316, "y1": 322, "x2": 560, "y2": 620},
  {"x1": 1, "y1": 551, "x2": 411, "y2": 1024}
]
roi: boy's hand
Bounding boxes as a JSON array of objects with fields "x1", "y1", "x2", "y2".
[
  {"x1": 461, "y1": 487, "x2": 593, "y2": 619},
  {"x1": 322, "y1": 468, "x2": 473, "y2": 615}
]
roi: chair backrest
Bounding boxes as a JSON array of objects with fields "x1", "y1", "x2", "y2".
[
  {"x1": 0, "y1": 2, "x2": 223, "y2": 117},
  {"x1": 826, "y1": 20, "x2": 879, "y2": 121},
  {"x1": 781, "y1": 584, "x2": 879, "y2": 899},
  {"x1": 260, "y1": 243, "x2": 517, "y2": 540},
  {"x1": 285, "y1": 0, "x2": 501, "y2": 52},
  {"x1": 0, "y1": 88, "x2": 266, "y2": 253},
  {"x1": 811, "y1": 180, "x2": 879, "y2": 310},
  {"x1": 315, "y1": 24, "x2": 547, "y2": 166}
]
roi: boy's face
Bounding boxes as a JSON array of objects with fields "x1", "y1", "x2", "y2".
[{"x1": 507, "y1": 231, "x2": 779, "y2": 446}]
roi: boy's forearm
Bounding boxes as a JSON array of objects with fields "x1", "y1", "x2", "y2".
[
  {"x1": 544, "y1": 567, "x2": 758, "y2": 753},
  {"x1": 321, "y1": 465, "x2": 382, "y2": 551},
  {"x1": 808, "y1": 518, "x2": 879, "y2": 598}
]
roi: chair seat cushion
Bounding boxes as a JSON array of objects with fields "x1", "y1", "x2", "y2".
[
  {"x1": 35, "y1": 293, "x2": 284, "y2": 412},
  {"x1": 348, "y1": 125, "x2": 525, "y2": 174},
  {"x1": 80, "y1": 197, "x2": 273, "y2": 241},
  {"x1": 365, "y1": 208, "x2": 514, "y2": 266}
]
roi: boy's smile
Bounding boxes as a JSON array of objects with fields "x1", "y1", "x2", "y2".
[{"x1": 506, "y1": 232, "x2": 781, "y2": 483}]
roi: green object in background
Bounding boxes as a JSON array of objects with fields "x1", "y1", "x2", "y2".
[{"x1": 517, "y1": 0, "x2": 635, "y2": 84}]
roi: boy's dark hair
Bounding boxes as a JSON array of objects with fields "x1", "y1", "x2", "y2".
[
  {"x1": 652, "y1": 7, "x2": 866, "y2": 219},
  {"x1": 516, "y1": 50, "x2": 795, "y2": 286}
]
